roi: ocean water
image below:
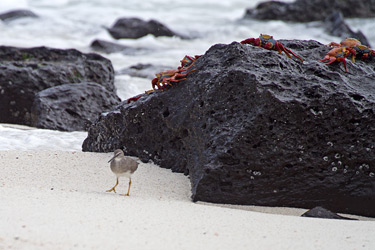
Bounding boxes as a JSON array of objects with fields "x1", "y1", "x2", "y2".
[{"x1": 0, "y1": 0, "x2": 374, "y2": 151}]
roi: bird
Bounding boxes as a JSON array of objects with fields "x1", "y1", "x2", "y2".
[{"x1": 106, "y1": 149, "x2": 139, "y2": 196}]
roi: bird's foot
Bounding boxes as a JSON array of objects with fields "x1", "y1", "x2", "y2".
[
  {"x1": 106, "y1": 187, "x2": 116, "y2": 193},
  {"x1": 120, "y1": 193, "x2": 130, "y2": 196}
]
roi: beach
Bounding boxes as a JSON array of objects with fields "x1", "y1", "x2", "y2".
[
  {"x1": 1, "y1": 0, "x2": 375, "y2": 248},
  {"x1": 1, "y1": 150, "x2": 374, "y2": 250}
]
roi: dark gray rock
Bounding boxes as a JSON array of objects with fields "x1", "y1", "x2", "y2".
[
  {"x1": 90, "y1": 39, "x2": 131, "y2": 54},
  {"x1": 82, "y1": 40, "x2": 375, "y2": 217},
  {"x1": 116, "y1": 63, "x2": 173, "y2": 79},
  {"x1": 244, "y1": 1, "x2": 290, "y2": 21},
  {"x1": 324, "y1": 12, "x2": 370, "y2": 47},
  {"x1": 0, "y1": 9, "x2": 38, "y2": 22},
  {"x1": 31, "y1": 82, "x2": 121, "y2": 131},
  {"x1": 90, "y1": 39, "x2": 152, "y2": 56},
  {"x1": 301, "y1": 206, "x2": 357, "y2": 220},
  {"x1": 244, "y1": 0, "x2": 375, "y2": 22},
  {"x1": 0, "y1": 46, "x2": 115, "y2": 126},
  {"x1": 107, "y1": 17, "x2": 183, "y2": 39}
]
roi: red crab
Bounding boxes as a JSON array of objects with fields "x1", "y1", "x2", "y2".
[
  {"x1": 240, "y1": 34, "x2": 303, "y2": 62},
  {"x1": 320, "y1": 47, "x2": 354, "y2": 72},
  {"x1": 321, "y1": 38, "x2": 375, "y2": 72},
  {"x1": 152, "y1": 68, "x2": 195, "y2": 90},
  {"x1": 127, "y1": 55, "x2": 200, "y2": 103},
  {"x1": 152, "y1": 55, "x2": 199, "y2": 90}
]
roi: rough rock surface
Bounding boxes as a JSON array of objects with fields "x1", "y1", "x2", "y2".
[
  {"x1": 107, "y1": 17, "x2": 183, "y2": 39},
  {"x1": 0, "y1": 9, "x2": 38, "y2": 22},
  {"x1": 31, "y1": 82, "x2": 121, "y2": 131},
  {"x1": 301, "y1": 206, "x2": 357, "y2": 220},
  {"x1": 82, "y1": 40, "x2": 375, "y2": 217},
  {"x1": 0, "y1": 46, "x2": 115, "y2": 126},
  {"x1": 243, "y1": 0, "x2": 375, "y2": 22}
]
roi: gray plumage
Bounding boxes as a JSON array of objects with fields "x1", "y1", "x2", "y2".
[{"x1": 106, "y1": 149, "x2": 139, "y2": 196}]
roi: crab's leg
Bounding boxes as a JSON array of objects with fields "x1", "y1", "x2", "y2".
[
  {"x1": 347, "y1": 48, "x2": 356, "y2": 63},
  {"x1": 343, "y1": 60, "x2": 348, "y2": 72},
  {"x1": 337, "y1": 57, "x2": 348, "y2": 72},
  {"x1": 171, "y1": 78, "x2": 187, "y2": 83},
  {"x1": 173, "y1": 69, "x2": 197, "y2": 79},
  {"x1": 151, "y1": 79, "x2": 158, "y2": 90},
  {"x1": 179, "y1": 63, "x2": 195, "y2": 71},
  {"x1": 240, "y1": 38, "x2": 259, "y2": 46},
  {"x1": 161, "y1": 78, "x2": 173, "y2": 89},
  {"x1": 319, "y1": 55, "x2": 332, "y2": 63},
  {"x1": 127, "y1": 94, "x2": 143, "y2": 103},
  {"x1": 169, "y1": 69, "x2": 197, "y2": 84},
  {"x1": 153, "y1": 81, "x2": 165, "y2": 90},
  {"x1": 322, "y1": 57, "x2": 348, "y2": 72},
  {"x1": 173, "y1": 73, "x2": 189, "y2": 78},
  {"x1": 280, "y1": 48, "x2": 292, "y2": 58},
  {"x1": 322, "y1": 57, "x2": 337, "y2": 65},
  {"x1": 273, "y1": 43, "x2": 290, "y2": 57},
  {"x1": 282, "y1": 46, "x2": 304, "y2": 62},
  {"x1": 327, "y1": 42, "x2": 341, "y2": 47}
]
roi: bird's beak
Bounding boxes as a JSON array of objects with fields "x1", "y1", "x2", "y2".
[{"x1": 108, "y1": 152, "x2": 121, "y2": 163}]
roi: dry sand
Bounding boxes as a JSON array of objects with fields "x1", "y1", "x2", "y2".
[{"x1": 0, "y1": 151, "x2": 374, "y2": 250}]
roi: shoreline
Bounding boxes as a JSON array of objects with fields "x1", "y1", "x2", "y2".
[{"x1": 1, "y1": 150, "x2": 374, "y2": 249}]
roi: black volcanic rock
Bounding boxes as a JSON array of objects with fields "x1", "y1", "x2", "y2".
[
  {"x1": 107, "y1": 17, "x2": 183, "y2": 39},
  {"x1": 82, "y1": 40, "x2": 375, "y2": 217},
  {"x1": 301, "y1": 206, "x2": 357, "y2": 220},
  {"x1": 244, "y1": 0, "x2": 375, "y2": 22},
  {"x1": 0, "y1": 46, "x2": 115, "y2": 126},
  {"x1": 0, "y1": 9, "x2": 38, "y2": 22},
  {"x1": 31, "y1": 82, "x2": 121, "y2": 131}
]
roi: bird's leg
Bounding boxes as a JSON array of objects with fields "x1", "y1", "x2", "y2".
[
  {"x1": 121, "y1": 178, "x2": 132, "y2": 196},
  {"x1": 127, "y1": 178, "x2": 132, "y2": 196},
  {"x1": 106, "y1": 177, "x2": 119, "y2": 193}
]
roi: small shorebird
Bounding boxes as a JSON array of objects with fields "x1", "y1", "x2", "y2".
[{"x1": 106, "y1": 149, "x2": 139, "y2": 196}]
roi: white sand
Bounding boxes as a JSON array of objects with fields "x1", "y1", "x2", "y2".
[{"x1": 0, "y1": 151, "x2": 374, "y2": 250}]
